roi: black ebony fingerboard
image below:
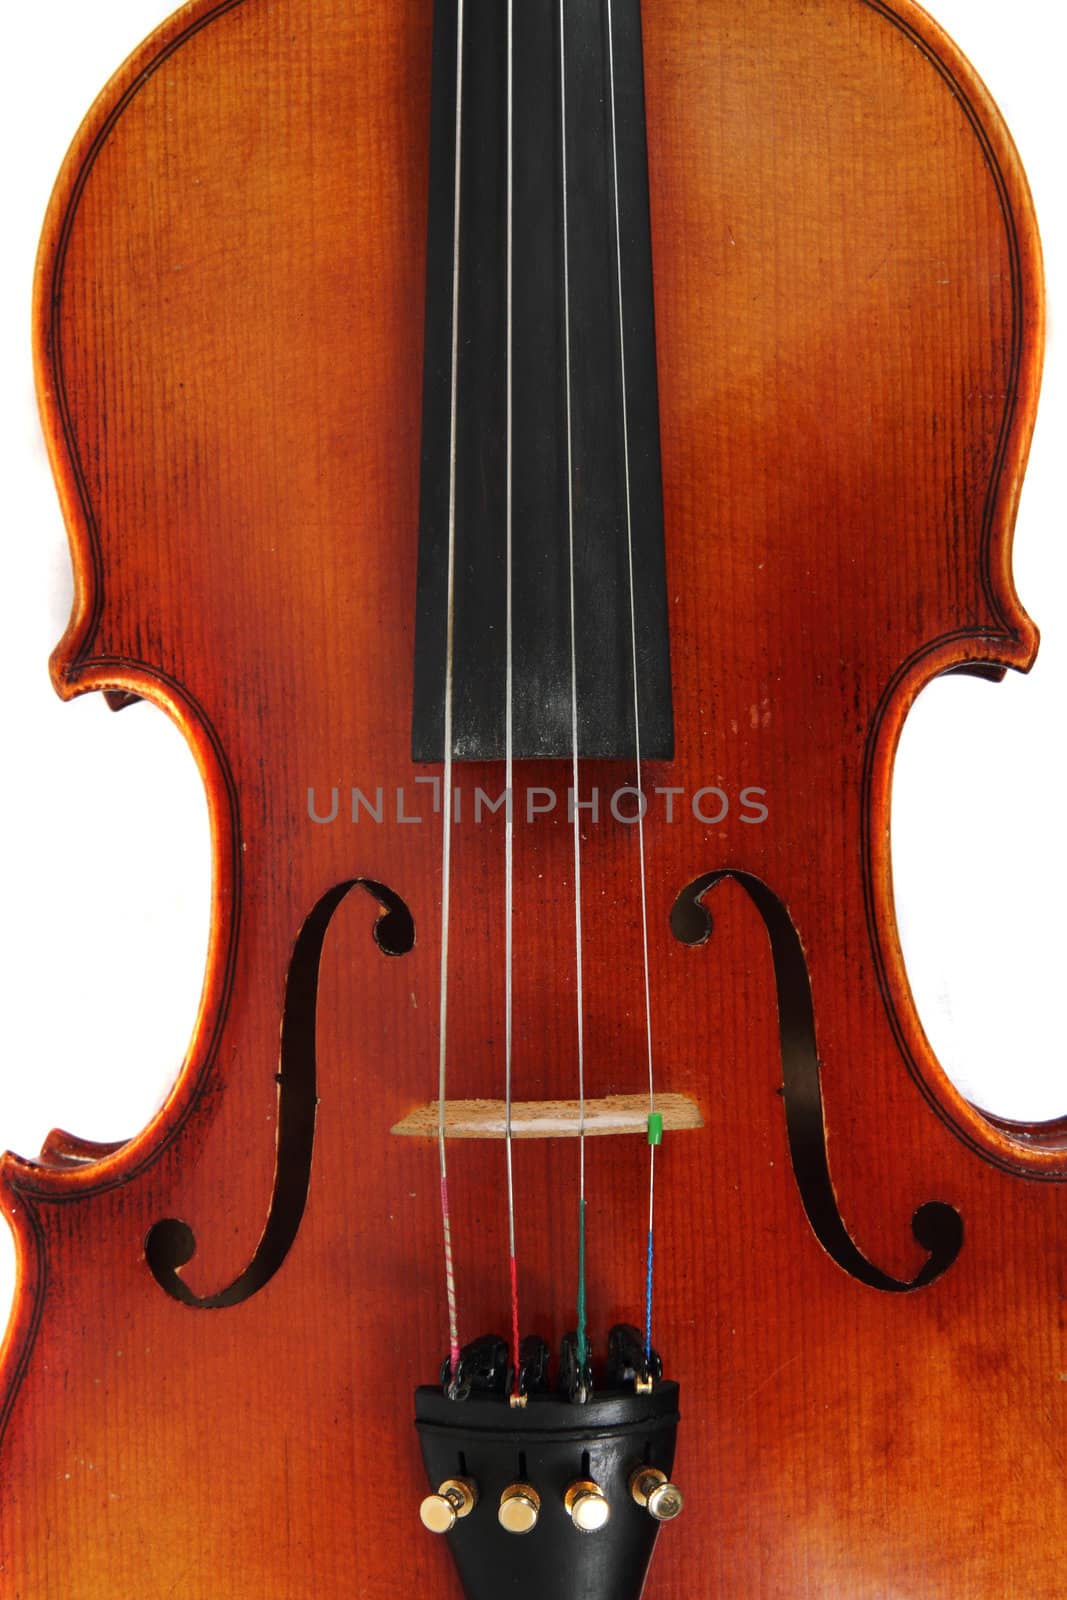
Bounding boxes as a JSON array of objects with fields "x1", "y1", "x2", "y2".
[{"x1": 412, "y1": 0, "x2": 672, "y2": 763}]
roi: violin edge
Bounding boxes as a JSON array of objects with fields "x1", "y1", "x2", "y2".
[
  {"x1": 34, "y1": 0, "x2": 248, "y2": 701},
  {"x1": 852, "y1": 0, "x2": 1052, "y2": 1178},
  {"x1": 20, "y1": 0, "x2": 256, "y2": 1209}
]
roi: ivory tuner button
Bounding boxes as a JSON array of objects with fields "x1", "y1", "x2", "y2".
[
  {"x1": 629, "y1": 1466, "x2": 685, "y2": 1522},
  {"x1": 564, "y1": 1479, "x2": 611, "y2": 1533},
  {"x1": 498, "y1": 1482, "x2": 541, "y2": 1535},
  {"x1": 419, "y1": 1476, "x2": 479, "y2": 1534}
]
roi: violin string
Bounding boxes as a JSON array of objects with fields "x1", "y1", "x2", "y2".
[
  {"x1": 504, "y1": 0, "x2": 522, "y2": 1401},
  {"x1": 436, "y1": 0, "x2": 467, "y2": 1386},
  {"x1": 605, "y1": 0, "x2": 659, "y2": 1363},
  {"x1": 558, "y1": 0, "x2": 590, "y2": 1376}
]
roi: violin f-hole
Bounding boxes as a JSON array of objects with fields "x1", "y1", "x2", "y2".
[
  {"x1": 671, "y1": 871, "x2": 963, "y2": 1293},
  {"x1": 145, "y1": 878, "x2": 415, "y2": 1309}
]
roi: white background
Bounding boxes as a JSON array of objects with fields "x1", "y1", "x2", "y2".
[{"x1": 0, "y1": 0, "x2": 1063, "y2": 1335}]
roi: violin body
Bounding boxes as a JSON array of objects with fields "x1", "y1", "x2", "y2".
[{"x1": 3, "y1": 1, "x2": 1060, "y2": 1595}]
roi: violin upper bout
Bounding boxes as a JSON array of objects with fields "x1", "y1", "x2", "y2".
[
  {"x1": 641, "y1": 0, "x2": 1050, "y2": 1175},
  {"x1": 33, "y1": 0, "x2": 247, "y2": 701},
  {"x1": 33, "y1": 0, "x2": 431, "y2": 713}
]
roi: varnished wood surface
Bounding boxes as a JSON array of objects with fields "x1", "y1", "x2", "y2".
[{"x1": 1, "y1": 0, "x2": 1060, "y2": 1595}]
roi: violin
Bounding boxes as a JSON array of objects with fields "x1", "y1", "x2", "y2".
[{"x1": 3, "y1": 0, "x2": 1063, "y2": 1596}]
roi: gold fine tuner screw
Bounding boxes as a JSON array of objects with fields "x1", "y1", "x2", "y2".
[
  {"x1": 419, "y1": 1476, "x2": 479, "y2": 1534},
  {"x1": 564, "y1": 1478, "x2": 611, "y2": 1533},
  {"x1": 498, "y1": 1482, "x2": 541, "y2": 1535},
  {"x1": 629, "y1": 1466, "x2": 685, "y2": 1522}
]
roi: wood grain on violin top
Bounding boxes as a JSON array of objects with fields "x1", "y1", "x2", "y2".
[{"x1": 2, "y1": 0, "x2": 1059, "y2": 1596}]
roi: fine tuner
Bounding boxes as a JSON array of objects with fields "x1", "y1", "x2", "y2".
[
  {"x1": 420, "y1": 1469, "x2": 682, "y2": 1536},
  {"x1": 629, "y1": 1467, "x2": 686, "y2": 1523},
  {"x1": 497, "y1": 1483, "x2": 541, "y2": 1536},
  {"x1": 562, "y1": 1479, "x2": 611, "y2": 1534},
  {"x1": 420, "y1": 1477, "x2": 479, "y2": 1535}
]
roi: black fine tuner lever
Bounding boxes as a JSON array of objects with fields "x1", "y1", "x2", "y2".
[
  {"x1": 606, "y1": 1324, "x2": 663, "y2": 1394},
  {"x1": 559, "y1": 1332, "x2": 594, "y2": 1404},
  {"x1": 441, "y1": 1335, "x2": 510, "y2": 1400},
  {"x1": 509, "y1": 1334, "x2": 550, "y2": 1403}
]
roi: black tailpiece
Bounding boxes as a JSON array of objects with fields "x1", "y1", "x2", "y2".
[{"x1": 415, "y1": 1326, "x2": 681, "y2": 1600}]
